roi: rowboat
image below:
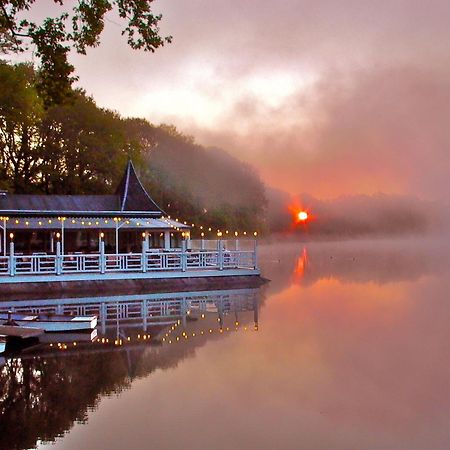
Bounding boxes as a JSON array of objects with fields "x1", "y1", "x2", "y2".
[
  {"x1": 0, "y1": 312, "x2": 97, "y2": 332},
  {"x1": 39, "y1": 329, "x2": 98, "y2": 344},
  {"x1": 0, "y1": 335, "x2": 6, "y2": 354}
]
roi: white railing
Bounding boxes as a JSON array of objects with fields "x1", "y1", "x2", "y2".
[{"x1": 0, "y1": 240, "x2": 258, "y2": 278}]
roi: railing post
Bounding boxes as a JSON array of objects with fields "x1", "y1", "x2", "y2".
[
  {"x1": 142, "y1": 240, "x2": 147, "y2": 273},
  {"x1": 253, "y1": 239, "x2": 258, "y2": 270},
  {"x1": 56, "y1": 241, "x2": 62, "y2": 275},
  {"x1": 100, "y1": 241, "x2": 106, "y2": 274},
  {"x1": 235, "y1": 239, "x2": 240, "y2": 268},
  {"x1": 9, "y1": 242, "x2": 15, "y2": 277},
  {"x1": 218, "y1": 240, "x2": 223, "y2": 271},
  {"x1": 181, "y1": 240, "x2": 187, "y2": 272}
]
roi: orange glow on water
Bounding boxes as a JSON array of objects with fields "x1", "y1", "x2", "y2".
[{"x1": 293, "y1": 248, "x2": 308, "y2": 284}]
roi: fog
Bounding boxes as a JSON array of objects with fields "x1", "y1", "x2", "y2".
[
  {"x1": 194, "y1": 65, "x2": 450, "y2": 203},
  {"x1": 7, "y1": 0, "x2": 450, "y2": 232},
  {"x1": 266, "y1": 188, "x2": 450, "y2": 237}
]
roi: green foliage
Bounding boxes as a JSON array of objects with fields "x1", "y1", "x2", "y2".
[
  {"x1": 0, "y1": 0, "x2": 171, "y2": 106},
  {"x1": 0, "y1": 61, "x2": 267, "y2": 232},
  {"x1": 0, "y1": 60, "x2": 43, "y2": 192},
  {"x1": 40, "y1": 92, "x2": 130, "y2": 193}
]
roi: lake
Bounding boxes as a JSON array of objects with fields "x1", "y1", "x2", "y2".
[{"x1": 1, "y1": 239, "x2": 449, "y2": 450}]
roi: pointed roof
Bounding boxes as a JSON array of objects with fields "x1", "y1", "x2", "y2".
[
  {"x1": 115, "y1": 160, "x2": 164, "y2": 215},
  {"x1": 0, "y1": 160, "x2": 165, "y2": 218}
]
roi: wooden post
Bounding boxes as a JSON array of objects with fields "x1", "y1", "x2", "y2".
[
  {"x1": 181, "y1": 297, "x2": 187, "y2": 328},
  {"x1": 181, "y1": 240, "x2": 187, "y2": 272},
  {"x1": 142, "y1": 238, "x2": 147, "y2": 273},
  {"x1": 142, "y1": 299, "x2": 148, "y2": 332},
  {"x1": 1, "y1": 217, "x2": 6, "y2": 256},
  {"x1": 100, "y1": 241, "x2": 106, "y2": 274},
  {"x1": 115, "y1": 222, "x2": 119, "y2": 254},
  {"x1": 101, "y1": 302, "x2": 106, "y2": 335},
  {"x1": 56, "y1": 241, "x2": 62, "y2": 275},
  {"x1": 61, "y1": 218, "x2": 65, "y2": 255},
  {"x1": 253, "y1": 239, "x2": 258, "y2": 270},
  {"x1": 164, "y1": 231, "x2": 171, "y2": 250},
  {"x1": 145, "y1": 232, "x2": 149, "y2": 251},
  {"x1": 9, "y1": 241, "x2": 14, "y2": 276},
  {"x1": 218, "y1": 239, "x2": 223, "y2": 270}
]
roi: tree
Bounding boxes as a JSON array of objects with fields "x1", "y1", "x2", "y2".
[
  {"x1": 0, "y1": 61, "x2": 43, "y2": 192},
  {"x1": 0, "y1": 0, "x2": 172, "y2": 105},
  {"x1": 40, "y1": 91, "x2": 132, "y2": 194}
]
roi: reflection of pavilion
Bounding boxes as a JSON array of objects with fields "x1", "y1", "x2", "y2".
[
  {"x1": 0, "y1": 288, "x2": 260, "y2": 345},
  {"x1": 0, "y1": 287, "x2": 263, "y2": 450}
]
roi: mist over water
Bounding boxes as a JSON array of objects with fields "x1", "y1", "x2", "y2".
[{"x1": 0, "y1": 238, "x2": 441, "y2": 450}]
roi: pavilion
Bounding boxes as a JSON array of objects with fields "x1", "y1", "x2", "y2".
[{"x1": 0, "y1": 161, "x2": 189, "y2": 256}]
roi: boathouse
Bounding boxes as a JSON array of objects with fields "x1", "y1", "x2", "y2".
[
  {"x1": 0, "y1": 161, "x2": 189, "y2": 255},
  {"x1": 0, "y1": 161, "x2": 258, "y2": 285}
]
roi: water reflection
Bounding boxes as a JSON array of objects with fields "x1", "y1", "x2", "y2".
[
  {"x1": 1, "y1": 240, "x2": 449, "y2": 450},
  {"x1": 0, "y1": 287, "x2": 262, "y2": 450},
  {"x1": 261, "y1": 238, "x2": 450, "y2": 294}
]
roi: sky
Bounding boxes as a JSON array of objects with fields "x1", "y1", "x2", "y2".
[{"x1": 19, "y1": 0, "x2": 450, "y2": 201}]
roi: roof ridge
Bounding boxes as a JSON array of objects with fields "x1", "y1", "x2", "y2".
[
  {"x1": 120, "y1": 160, "x2": 132, "y2": 212},
  {"x1": 117, "y1": 160, "x2": 165, "y2": 215}
]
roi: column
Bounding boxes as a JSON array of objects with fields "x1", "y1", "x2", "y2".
[
  {"x1": 115, "y1": 222, "x2": 119, "y2": 254},
  {"x1": 3, "y1": 217, "x2": 7, "y2": 256},
  {"x1": 164, "y1": 231, "x2": 171, "y2": 250}
]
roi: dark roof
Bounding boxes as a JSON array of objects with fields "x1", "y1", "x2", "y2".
[
  {"x1": 116, "y1": 160, "x2": 164, "y2": 213},
  {"x1": 0, "y1": 161, "x2": 164, "y2": 218}
]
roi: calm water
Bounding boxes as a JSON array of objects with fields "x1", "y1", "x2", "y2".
[{"x1": 1, "y1": 239, "x2": 450, "y2": 450}]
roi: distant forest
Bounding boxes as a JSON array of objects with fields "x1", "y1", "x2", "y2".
[{"x1": 0, "y1": 61, "x2": 267, "y2": 234}]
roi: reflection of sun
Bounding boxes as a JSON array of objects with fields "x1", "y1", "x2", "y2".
[
  {"x1": 293, "y1": 248, "x2": 308, "y2": 284},
  {"x1": 298, "y1": 211, "x2": 308, "y2": 221}
]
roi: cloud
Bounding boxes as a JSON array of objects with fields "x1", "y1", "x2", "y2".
[
  {"x1": 20, "y1": 0, "x2": 449, "y2": 201},
  {"x1": 191, "y1": 64, "x2": 450, "y2": 201}
]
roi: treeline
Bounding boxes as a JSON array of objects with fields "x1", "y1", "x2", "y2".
[
  {"x1": 266, "y1": 188, "x2": 438, "y2": 237},
  {"x1": 0, "y1": 61, "x2": 266, "y2": 233}
]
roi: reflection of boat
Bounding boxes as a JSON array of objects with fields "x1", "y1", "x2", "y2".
[
  {"x1": 205, "y1": 303, "x2": 218, "y2": 313},
  {"x1": 187, "y1": 301, "x2": 218, "y2": 314},
  {"x1": 0, "y1": 312, "x2": 97, "y2": 332},
  {"x1": 0, "y1": 335, "x2": 6, "y2": 354},
  {"x1": 38, "y1": 329, "x2": 98, "y2": 344}
]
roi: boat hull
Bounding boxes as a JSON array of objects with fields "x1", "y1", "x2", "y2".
[
  {"x1": 0, "y1": 339, "x2": 6, "y2": 354},
  {"x1": 0, "y1": 314, "x2": 97, "y2": 332}
]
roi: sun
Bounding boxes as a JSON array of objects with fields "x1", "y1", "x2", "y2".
[{"x1": 297, "y1": 211, "x2": 308, "y2": 221}]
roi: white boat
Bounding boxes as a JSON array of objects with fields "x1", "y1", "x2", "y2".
[
  {"x1": 0, "y1": 334, "x2": 6, "y2": 354},
  {"x1": 0, "y1": 335, "x2": 6, "y2": 354},
  {"x1": 39, "y1": 329, "x2": 98, "y2": 344},
  {"x1": 0, "y1": 312, "x2": 97, "y2": 332}
]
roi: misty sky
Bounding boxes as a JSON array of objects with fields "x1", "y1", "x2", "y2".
[{"x1": 20, "y1": 0, "x2": 450, "y2": 201}]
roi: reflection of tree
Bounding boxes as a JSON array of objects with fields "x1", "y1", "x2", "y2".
[
  {"x1": 0, "y1": 299, "x2": 262, "y2": 450},
  {"x1": 0, "y1": 353, "x2": 133, "y2": 450}
]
